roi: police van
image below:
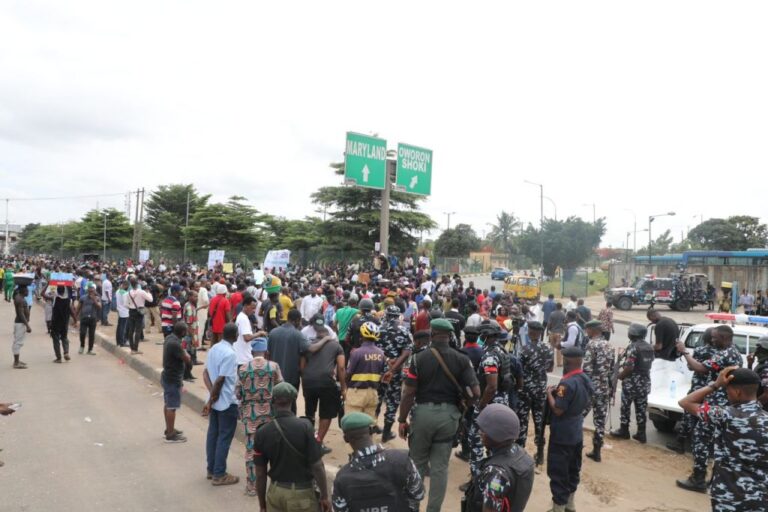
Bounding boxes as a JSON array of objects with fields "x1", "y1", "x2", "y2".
[{"x1": 646, "y1": 318, "x2": 766, "y2": 432}]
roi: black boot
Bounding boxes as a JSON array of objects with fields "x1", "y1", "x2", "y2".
[
  {"x1": 610, "y1": 425, "x2": 630, "y2": 439},
  {"x1": 666, "y1": 435, "x2": 685, "y2": 453},
  {"x1": 535, "y1": 444, "x2": 545, "y2": 466},
  {"x1": 381, "y1": 421, "x2": 396, "y2": 443},
  {"x1": 676, "y1": 469, "x2": 708, "y2": 493},
  {"x1": 586, "y1": 440, "x2": 602, "y2": 462},
  {"x1": 633, "y1": 428, "x2": 647, "y2": 444}
]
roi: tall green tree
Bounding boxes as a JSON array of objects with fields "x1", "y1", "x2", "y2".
[
  {"x1": 185, "y1": 196, "x2": 268, "y2": 251},
  {"x1": 687, "y1": 219, "x2": 744, "y2": 250},
  {"x1": 725, "y1": 215, "x2": 767, "y2": 248},
  {"x1": 636, "y1": 229, "x2": 675, "y2": 256},
  {"x1": 518, "y1": 217, "x2": 605, "y2": 275},
  {"x1": 75, "y1": 209, "x2": 133, "y2": 252},
  {"x1": 434, "y1": 224, "x2": 481, "y2": 257},
  {"x1": 144, "y1": 184, "x2": 210, "y2": 249},
  {"x1": 311, "y1": 162, "x2": 436, "y2": 257},
  {"x1": 487, "y1": 211, "x2": 521, "y2": 256}
]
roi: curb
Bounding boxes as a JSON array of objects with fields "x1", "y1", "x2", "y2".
[{"x1": 94, "y1": 328, "x2": 342, "y2": 480}]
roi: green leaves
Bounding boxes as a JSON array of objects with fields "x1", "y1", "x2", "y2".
[
  {"x1": 434, "y1": 224, "x2": 481, "y2": 257},
  {"x1": 518, "y1": 217, "x2": 605, "y2": 275}
]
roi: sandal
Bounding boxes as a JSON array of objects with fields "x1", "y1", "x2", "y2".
[
  {"x1": 53, "y1": 359, "x2": 62, "y2": 364},
  {"x1": 12, "y1": 362, "x2": 27, "y2": 369},
  {"x1": 245, "y1": 488, "x2": 258, "y2": 497},
  {"x1": 211, "y1": 473, "x2": 239, "y2": 486}
]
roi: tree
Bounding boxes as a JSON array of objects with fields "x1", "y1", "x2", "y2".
[
  {"x1": 687, "y1": 219, "x2": 748, "y2": 250},
  {"x1": 311, "y1": 161, "x2": 436, "y2": 257},
  {"x1": 486, "y1": 211, "x2": 521, "y2": 256},
  {"x1": 636, "y1": 229, "x2": 675, "y2": 256},
  {"x1": 726, "y1": 216, "x2": 767, "y2": 248},
  {"x1": 74, "y1": 209, "x2": 133, "y2": 252},
  {"x1": 144, "y1": 184, "x2": 210, "y2": 249},
  {"x1": 434, "y1": 224, "x2": 481, "y2": 257},
  {"x1": 185, "y1": 196, "x2": 268, "y2": 251},
  {"x1": 518, "y1": 217, "x2": 605, "y2": 275}
]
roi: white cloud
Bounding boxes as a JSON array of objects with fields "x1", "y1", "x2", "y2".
[{"x1": 1, "y1": 1, "x2": 767, "y2": 250}]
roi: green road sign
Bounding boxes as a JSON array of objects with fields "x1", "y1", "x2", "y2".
[
  {"x1": 344, "y1": 132, "x2": 387, "y2": 189},
  {"x1": 396, "y1": 143, "x2": 432, "y2": 196}
]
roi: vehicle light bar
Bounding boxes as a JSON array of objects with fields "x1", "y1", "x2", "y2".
[{"x1": 704, "y1": 313, "x2": 768, "y2": 324}]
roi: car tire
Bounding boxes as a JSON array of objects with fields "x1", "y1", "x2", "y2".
[
  {"x1": 616, "y1": 296, "x2": 633, "y2": 311},
  {"x1": 675, "y1": 299, "x2": 691, "y2": 312},
  {"x1": 652, "y1": 417, "x2": 676, "y2": 433}
]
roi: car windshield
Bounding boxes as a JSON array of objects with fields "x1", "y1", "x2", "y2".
[{"x1": 684, "y1": 330, "x2": 753, "y2": 354}]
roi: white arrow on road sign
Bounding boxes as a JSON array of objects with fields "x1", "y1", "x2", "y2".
[
  {"x1": 409, "y1": 175, "x2": 418, "y2": 189},
  {"x1": 362, "y1": 165, "x2": 370, "y2": 182}
]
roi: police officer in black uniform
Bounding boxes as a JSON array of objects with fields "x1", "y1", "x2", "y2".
[
  {"x1": 546, "y1": 346, "x2": 594, "y2": 512},
  {"x1": 253, "y1": 382, "x2": 331, "y2": 511},
  {"x1": 462, "y1": 404, "x2": 534, "y2": 512},
  {"x1": 332, "y1": 412, "x2": 424, "y2": 512},
  {"x1": 347, "y1": 298, "x2": 378, "y2": 351}
]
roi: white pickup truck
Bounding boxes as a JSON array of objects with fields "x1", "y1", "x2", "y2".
[{"x1": 646, "y1": 322, "x2": 766, "y2": 432}]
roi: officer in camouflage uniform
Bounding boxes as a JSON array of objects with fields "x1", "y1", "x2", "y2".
[
  {"x1": 666, "y1": 327, "x2": 715, "y2": 454},
  {"x1": 747, "y1": 334, "x2": 768, "y2": 411},
  {"x1": 378, "y1": 305, "x2": 413, "y2": 443},
  {"x1": 515, "y1": 321, "x2": 553, "y2": 468},
  {"x1": 468, "y1": 321, "x2": 513, "y2": 477},
  {"x1": 676, "y1": 324, "x2": 743, "y2": 492},
  {"x1": 610, "y1": 323, "x2": 654, "y2": 443},
  {"x1": 679, "y1": 366, "x2": 768, "y2": 512},
  {"x1": 582, "y1": 319, "x2": 615, "y2": 462}
]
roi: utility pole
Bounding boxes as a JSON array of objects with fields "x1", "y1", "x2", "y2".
[
  {"x1": 3, "y1": 198, "x2": 9, "y2": 257},
  {"x1": 131, "y1": 189, "x2": 140, "y2": 257},
  {"x1": 136, "y1": 188, "x2": 145, "y2": 260},
  {"x1": 103, "y1": 210, "x2": 108, "y2": 262},
  {"x1": 442, "y1": 211, "x2": 456, "y2": 230},
  {"x1": 379, "y1": 160, "x2": 394, "y2": 256},
  {"x1": 183, "y1": 189, "x2": 190, "y2": 263}
]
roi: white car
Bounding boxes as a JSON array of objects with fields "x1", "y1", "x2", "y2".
[{"x1": 646, "y1": 322, "x2": 765, "y2": 432}]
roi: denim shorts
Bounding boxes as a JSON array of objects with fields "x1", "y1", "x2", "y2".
[{"x1": 162, "y1": 379, "x2": 182, "y2": 410}]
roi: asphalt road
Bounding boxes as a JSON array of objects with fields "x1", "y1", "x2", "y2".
[{"x1": 0, "y1": 303, "x2": 253, "y2": 512}]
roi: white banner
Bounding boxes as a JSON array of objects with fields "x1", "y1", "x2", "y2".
[
  {"x1": 263, "y1": 249, "x2": 291, "y2": 271},
  {"x1": 252, "y1": 269, "x2": 265, "y2": 285},
  {"x1": 207, "y1": 250, "x2": 225, "y2": 270},
  {"x1": 138, "y1": 250, "x2": 150, "y2": 263}
]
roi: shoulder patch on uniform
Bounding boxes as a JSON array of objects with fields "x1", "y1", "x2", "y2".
[{"x1": 556, "y1": 385, "x2": 566, "y2": 397}]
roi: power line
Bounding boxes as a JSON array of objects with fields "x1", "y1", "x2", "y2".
[{"x1": 1, "y1": 192, "x2": 130, "y2": 202}]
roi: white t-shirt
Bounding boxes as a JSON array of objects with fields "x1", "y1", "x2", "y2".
[
  {"x1": 421, "y1": 280, "x2": 435, "y2": 295},
  {"x1": 565, "y1": 301, "x2": 577, "y2": 312},
  {"x1": 466, "y1": 313, "x2": 483, "y2": 328},
  {"x1": 562, "y1": 322, "x2": 580, "y2": 349},
  {"x1": 233, "y1": 312, "x2": 254, "y2": 365},
  {"x1": 101, "y1": 279, "x2": 113, "y2": 302},
  {"x1": 300, "y1": 295, "x2": 324, "y2": 321},
  {"x1": 301, "y1": 325, "x2": 338, "y2": 343}
]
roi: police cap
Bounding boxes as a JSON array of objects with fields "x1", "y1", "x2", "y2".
[
  {"x1": 340, "y1": 412, "x2": 375, "y2": 433},
  {"x1": 272, "y1": 382, "x2": 298, "y2": 401},
  {"x1": 584, "y1": 320, "x2": 603, "y2": 330},
  {"x1": 430, "y1": 318, "x2": 454, "y2": 332}
]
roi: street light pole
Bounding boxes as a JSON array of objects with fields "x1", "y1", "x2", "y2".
[
  {"x1": 183, "y1": 190, "x2": 190, "y2": 263},
  {"x1": 523, "y1": 180, "x2": 544, "y2": 275},
  {"x1": 543, "y1": 196, "x2": 557, "y2": 221},
  {"x1": 442, "y1": 211, "x2": 456, "y2": 230},
  {"x1": 582, "y1": 203, "x2": 596, "y2": 223},
  {"x1": 648, "y1": 212, "x2": 676, "y2": 265}
]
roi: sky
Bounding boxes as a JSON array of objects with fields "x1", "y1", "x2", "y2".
[{"x1": 1, "y1": 1, "x2": 767, "y2": 251}]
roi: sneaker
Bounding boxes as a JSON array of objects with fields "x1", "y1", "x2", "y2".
[
  {"x1": 163, "y1": 429, "x2": 184, "y2": 438},
  {"x1": 381, "y1": 431, "x2": 396, "y2": 443},
  {"x1": 212, "y1": 473, "x2": 240, "y2": 486},
  {"x1": 64, "y1": 354, "x2": 71, "y2": 361},
  {"x1": 87, "y1": 351, "x2": 96, "y2": 356},
  {"x1": 53, "y1": 358, "x2": 63, "y2": 364},
  {"x1": 164, "y1": 433, "x2": 187, "y2": 443},
  {"x1": 131, "y1": 350, "x2": 143, "y2": 355},
  {"x1": 78, "y1": 348, "x2": 84, "y2": 355}
]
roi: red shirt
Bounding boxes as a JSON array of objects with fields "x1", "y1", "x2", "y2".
[
  {"x1": 414, "y1": 310, "x2": 430, "y2": 332},
  {"x1": 209, "y1": 295, "x2": 231, "y2": 334},
  {"x1": 229, "y1": 292, "x2": 243, "y2": 312}
]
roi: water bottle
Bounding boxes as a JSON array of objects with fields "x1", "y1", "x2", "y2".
[{"x1": 669, "y1": 378, "x2": 677, "y2": 398}]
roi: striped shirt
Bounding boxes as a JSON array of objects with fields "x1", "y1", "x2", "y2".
[{"x1": 160, "y1": 296, "x2": 182, "y2": 328}]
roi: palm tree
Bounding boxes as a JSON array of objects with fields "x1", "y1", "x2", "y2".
[{"x1": 487, "y1": 211, "x2": 522, "y2": 256}]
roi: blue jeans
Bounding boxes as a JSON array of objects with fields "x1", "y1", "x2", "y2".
[
  {"x1": 116, "y1": 317, "x2": 128, "y2": 346},
  {"x1": 206, "y1": 404, "x2": 238, "y2": 478},
  {"x1": 101, "y1": 300, "x2": 111, "y2": 325}
]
